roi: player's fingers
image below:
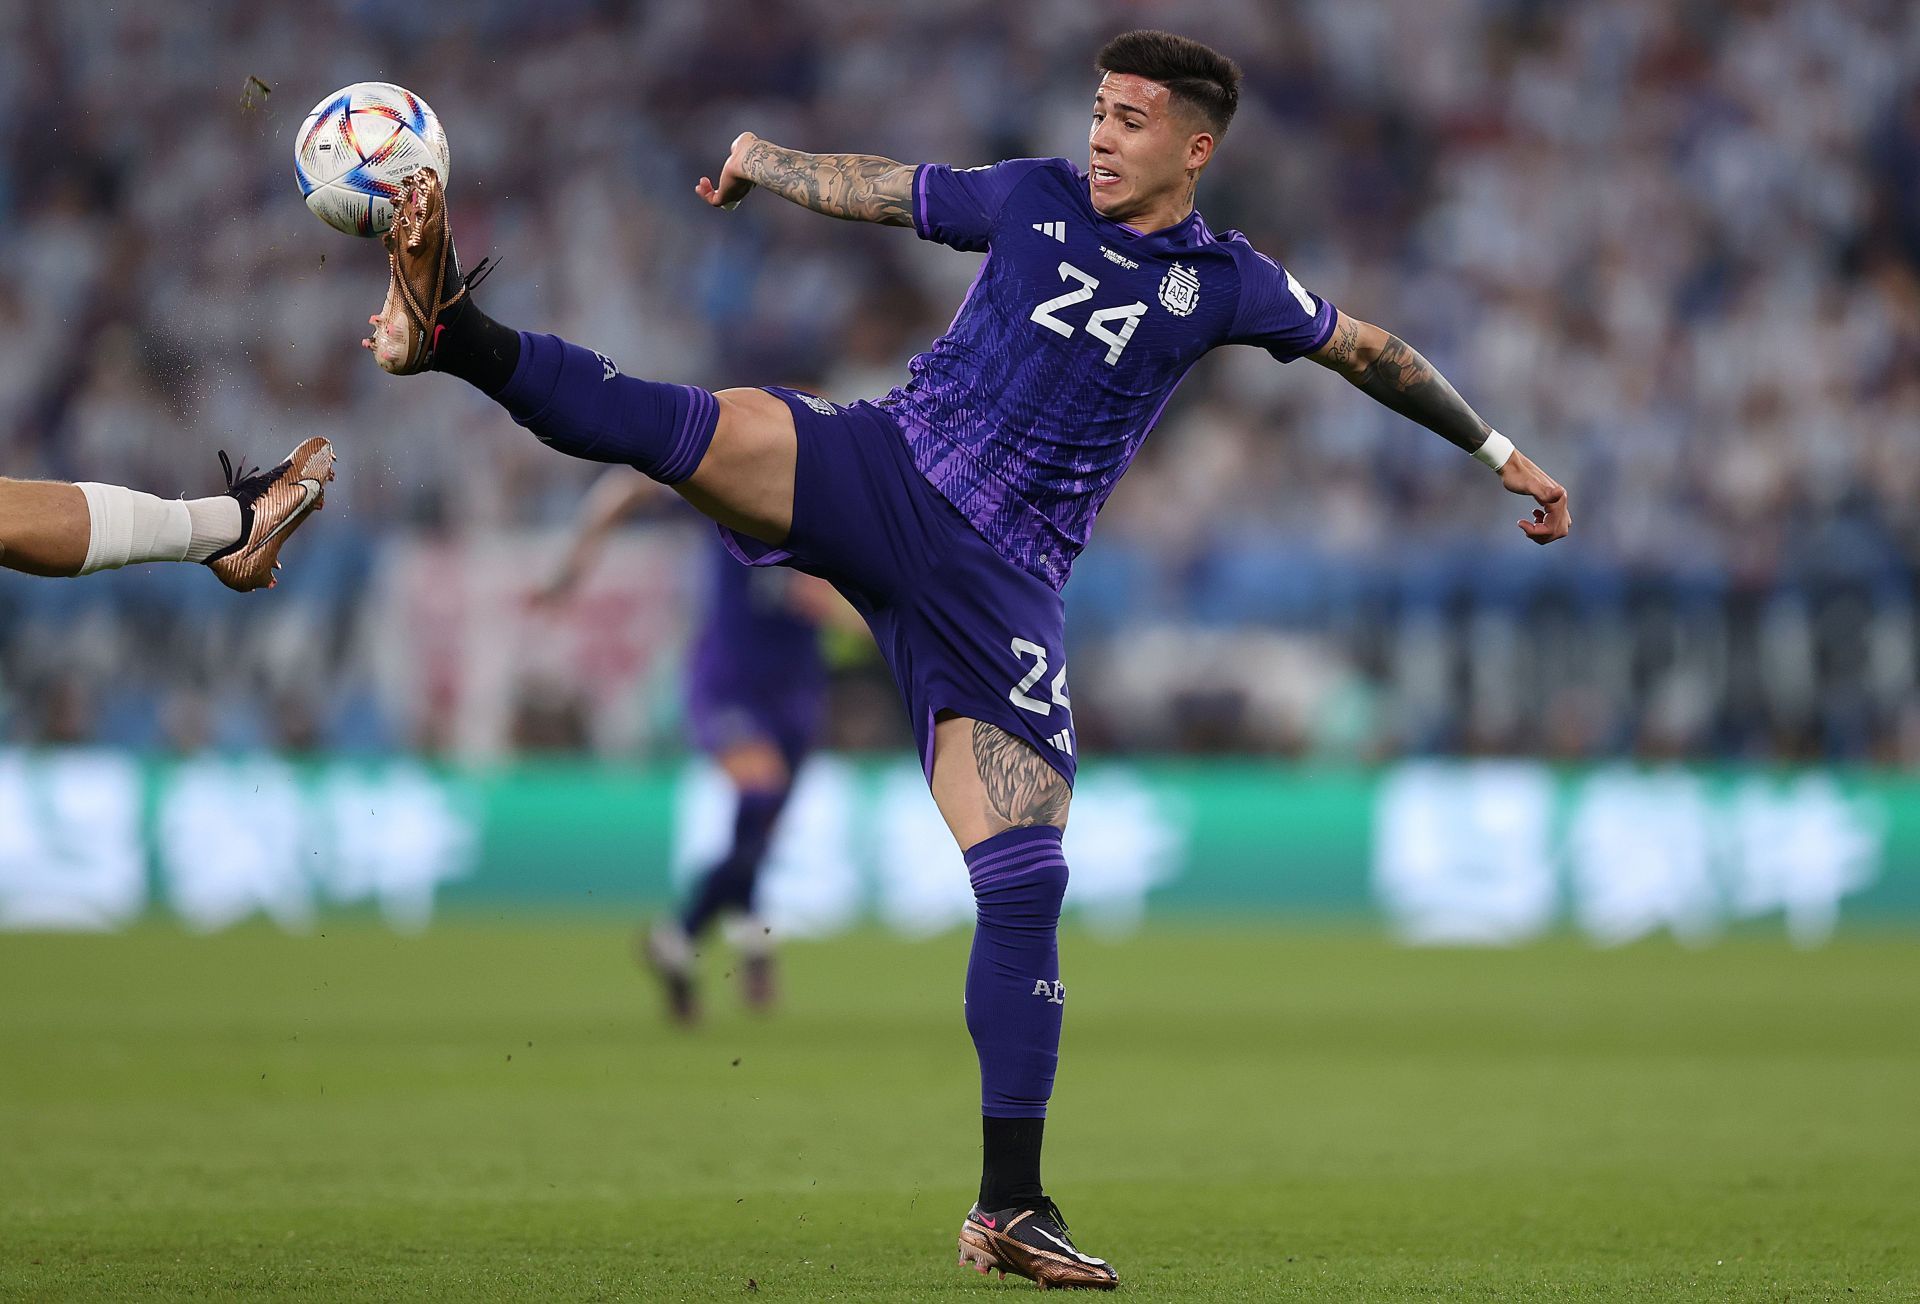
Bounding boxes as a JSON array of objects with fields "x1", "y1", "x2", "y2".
[{"x1": 1517, "y1": 507, "x2": 1566, "y2": 543}]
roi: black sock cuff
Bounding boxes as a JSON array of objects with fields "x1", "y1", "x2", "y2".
[
  {"x1": 979, "y1": 1114, "x2": 1046, "y2": 1210},
  {"x1": 428, "y1": 300, "x2": 521, "y2": 396}
]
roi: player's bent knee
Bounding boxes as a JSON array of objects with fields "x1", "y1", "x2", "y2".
[
  {"x1": 964, "y1": 825, "x2": 1069, "y2": 922},
  {"x1": 716, "y1": 738, "x2": 790, "y2": 792},
  {"x1": 675, "y1": 389, "x2": 798, "y2": 544}
]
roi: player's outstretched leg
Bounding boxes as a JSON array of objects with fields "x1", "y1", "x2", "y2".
[
  {"x1": 934, "y1": 719, "x2": 1116, "y2": 1291},
  {"x1": 0, "y1": 438, "x2": 334, "y2": 591},
  {"x1": 364, "y1": 168, "x2": 796, "y2": 546}
]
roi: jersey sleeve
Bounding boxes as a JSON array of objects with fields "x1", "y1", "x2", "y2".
[
  {"x1": 912, "y1": 157, "x2": 1064, "y2": 252},
  {"x1": 1227, "y1": 246, "x2": 1338, "y2": 362}
]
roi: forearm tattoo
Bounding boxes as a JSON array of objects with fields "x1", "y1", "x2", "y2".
[
  {"x1": 740, "y1": 142, "x2": 915, "y2": 225},
  {"x1": 1352, "y1": 333, "x2": 1493, "y2": 454},
  {"x1": 972, "y1": 720, "x2": 1071, "y2": 830},
  {"x1": 1320, "y1": 316, "x2": 1362, "y2": 368}
]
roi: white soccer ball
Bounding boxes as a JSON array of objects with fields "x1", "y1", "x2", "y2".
[{"x1": 294, "y1": 82, "x2": 450, "y2": 238}]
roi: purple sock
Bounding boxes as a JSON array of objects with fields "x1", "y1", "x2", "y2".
[
  {"x1": 495, "y1": 332, "x2": 718, "y2": 484},
  {"x1": 964, "y1": 825, "x2": 1069, "y2": 1118},
  {"x1": 680, "y1": 786, "x2": 789, "y2": 938}
]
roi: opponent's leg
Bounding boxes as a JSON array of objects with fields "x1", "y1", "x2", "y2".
[
  {"x1": 365, "y1": 168, "x2": 796, "y2": 544},
  {"x1": 932, "y1": 716, "x2": 1115, "y2": 1291},
  {"x1": 0, "y1": 440, "x2": 333, "y2": 591},
  {"x1": 0, "y1": 480, "x2": 95, "y2": 576},
  {"x1": 644, "y1": 737, "x2": 793, "y2": 1025}
]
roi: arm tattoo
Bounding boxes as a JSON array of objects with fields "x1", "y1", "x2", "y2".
[
  {"x1": 1320, "y1": 316, "x2": 1362, "y2": 368},
  {"x1": 971, "y1": 720, "x2": 1071, "y2": 830},
  {"x1": 739, "y1": 141, "x2": 915, "y2": 226},
  {"x1": 1351, "y1": 333, "x2": 1493, "y2": 455}
]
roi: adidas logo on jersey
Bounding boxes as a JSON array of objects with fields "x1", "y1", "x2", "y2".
[
  {"x1": 1047, "y1": 728, "x2": 1074, "y2": 755},
  {"x1": 1032, "y1": 220, "x2": 1066, "y2": 242}
]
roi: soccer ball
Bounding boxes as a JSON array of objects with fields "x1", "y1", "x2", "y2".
[{"x1": 294, "y1": 82, "x2": 450, "y2": 238}]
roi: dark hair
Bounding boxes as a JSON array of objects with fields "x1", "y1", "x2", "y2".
[{"x1": 1096, "y1": 30, "x2": 1242, "y2": 136}]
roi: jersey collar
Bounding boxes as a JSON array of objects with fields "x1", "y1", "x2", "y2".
[{"x1": 1069, "y1": 164, "x2": 1213, "y2": 249}]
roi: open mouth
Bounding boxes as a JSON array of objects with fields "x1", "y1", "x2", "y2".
[{"x1": 1090, "y1": 164, "x2": 1120, "y2": 188}]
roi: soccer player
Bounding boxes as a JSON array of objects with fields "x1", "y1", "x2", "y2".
[
  {"x1": 0, "y1": 438, "x2": 335, "y2": 590},
  {"x1": 536, "y1": 466, "x2": 853, "y2": 1025},
  {"x1": 361, "y1": 29, "x2": 1569, "y2": 1289}
]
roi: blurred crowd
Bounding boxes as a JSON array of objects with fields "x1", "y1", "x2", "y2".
[{"x1": 1, "y1": 0, "x2": 1918, "y2": 761}]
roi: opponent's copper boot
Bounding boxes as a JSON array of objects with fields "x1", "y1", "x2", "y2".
[{"x1": 204, "y1": 437, "x2": 336, "y2": 592}]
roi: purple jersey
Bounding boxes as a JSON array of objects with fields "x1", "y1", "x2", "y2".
[
  {"x1": 685, "y1": 532, "x2": 825, "y2": 728},
  {"x1": 877, "y1": 157, "x2": 1336, "y2": 590}
]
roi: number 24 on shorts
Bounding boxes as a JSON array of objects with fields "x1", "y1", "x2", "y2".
[{"x1": 1008, "y1": 638, "x2": 1071, "y2": 719}]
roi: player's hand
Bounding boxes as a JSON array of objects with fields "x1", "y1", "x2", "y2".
[
  {"x1": 1499, "y1": 450, "x2": 1570, "y2": 545},
  {"x1": 695, "y1": 131, "x2": 758, "y2": 211}
]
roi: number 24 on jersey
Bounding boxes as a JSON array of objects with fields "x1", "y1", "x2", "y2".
[{"x1": 1029, "y1": 262, "x2": 1147, "y2": 365}]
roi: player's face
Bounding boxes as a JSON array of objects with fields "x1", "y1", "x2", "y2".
[{"x1": 1088, "y1": 73, "x2": 1212, "y2": 225}]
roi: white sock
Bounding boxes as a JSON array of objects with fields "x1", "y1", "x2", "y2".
[
  {"x1": 75, "y1": 483, "x2": 238, "y2": 573},
  {"x1": 183, "y1": 495, "x2": 243, "y2": 563},
  {"x1": 724, "y1": 914, "x2": 775, "y2": 959},
  {"x1": 650, "y1": 921, "x2": 696, "y2": 973}
]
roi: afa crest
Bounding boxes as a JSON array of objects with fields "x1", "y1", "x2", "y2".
[{"x1": 1158, "y1": 263, "x2": 1200, "y2": 317}]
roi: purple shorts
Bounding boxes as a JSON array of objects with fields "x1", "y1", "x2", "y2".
[
  {"x1": 720, "y1": 390, "x2": 1076, "y2": 787},
  {"x1": 683, "y1": 668, "x2": 820, "y2": 775}
]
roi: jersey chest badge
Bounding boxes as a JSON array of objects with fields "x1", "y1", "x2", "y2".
[{"x1": 1158, "y1": 263, "x2": 1200, "y2": 317}]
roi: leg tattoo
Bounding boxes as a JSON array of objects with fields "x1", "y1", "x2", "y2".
[{"x1": 971, "y1": 721, "x2": 1070, "y2": 830}]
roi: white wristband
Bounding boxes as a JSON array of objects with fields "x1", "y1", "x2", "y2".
[{"x1": 1473, "y1": 431, "x2": 1515, "y2": 471}]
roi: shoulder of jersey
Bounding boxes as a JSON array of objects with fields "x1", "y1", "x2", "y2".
[
  {"x1": 1208, "y1": 227, "x2": 1262, "y2": 260},
  {"x1": 1019, "y1": 157, "x2": 1085, "y2": 201},
  {"x1": 1208, "y1": 228, "x2": 1281, "y2": 282}
]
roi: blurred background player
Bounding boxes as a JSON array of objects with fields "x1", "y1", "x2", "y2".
[
  {"x1": 536, "y1": 465, "x2": 861, "y2": 1025},
  {"x1": 361, "y1": 25, "x2": 1568, "y2": 1287},
  {"x1": 0, "y1": 438, "x2": 334, "y2": 591}
]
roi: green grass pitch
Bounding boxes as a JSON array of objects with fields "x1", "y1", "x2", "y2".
[{"x1": 3, "y1": 921, "x2": 1915, "y2": 1300}]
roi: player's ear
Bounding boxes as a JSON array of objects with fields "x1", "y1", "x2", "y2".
[{"x1": 1185, "y1": 131, "x2": 1215, "y2": 173}]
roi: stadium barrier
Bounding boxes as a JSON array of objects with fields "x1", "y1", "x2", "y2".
[{"x1": 0, "y1": 750, "x2": 1912, "y2": 943}]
